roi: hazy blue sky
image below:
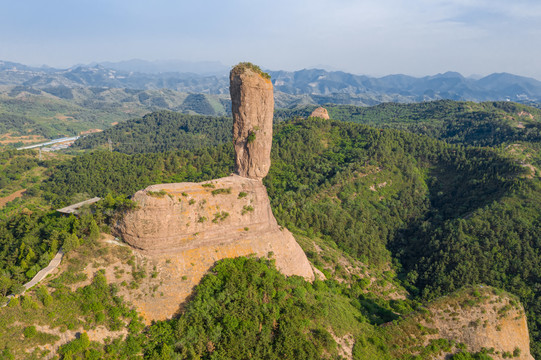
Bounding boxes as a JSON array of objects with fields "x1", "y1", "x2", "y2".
[{"x1": 1, "y1": 0, "x2": 540, "y2": 79}]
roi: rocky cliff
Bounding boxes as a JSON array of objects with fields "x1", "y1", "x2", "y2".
[
  {"x1": 115, "y1": 176, "x2": 313, "y2": 321},
  {"x1": 116, "y1": 176, "x2": 313, "y2": 280},
  {"x1": 396, "y1": 286, "x2": 534, "y2": 360},
  {"x1": 230, "y1": 63, "x2": 274, "y2": 180},
  {"x1": 115, "y1": 62, "x2": 314, "y2": 322}
]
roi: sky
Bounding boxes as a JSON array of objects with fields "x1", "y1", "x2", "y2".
[{"x1": 1, "y1": 0, "x2": 540, "y2": 79}]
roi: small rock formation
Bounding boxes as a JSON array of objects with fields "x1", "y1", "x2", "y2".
[
  {"x1": 230, "y1": 63, "x2": 274, "y2": 180},
  {"x1": 310, "y1": 107, "x2": 330, "y2": 119},
  {"x1": 115, "y1": 62, "x2": 315, "y2": 322},
  {"x1": 405, "y1": 286, "x2": 534, "y2": 360}
]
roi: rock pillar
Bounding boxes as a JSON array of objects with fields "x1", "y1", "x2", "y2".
[{"x1": 230, "y1": 63, "x2": 274, "y2": 180}]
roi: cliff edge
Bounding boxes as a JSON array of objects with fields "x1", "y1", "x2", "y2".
[{"x1": 115, "y1": 63, "x2": 314, "y2": 322}]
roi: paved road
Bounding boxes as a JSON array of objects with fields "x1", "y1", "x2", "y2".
[
  {"x1": 23, "y1": 249, "x2": 64, "y2": 291},
  {"x1": 17, "y1": 136, "x2": 80, "y2": 150},
  {"x1": 2, "y1": 249, "x2": 64, "y2": 307}
]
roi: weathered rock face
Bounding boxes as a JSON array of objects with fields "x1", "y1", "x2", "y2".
[
  {"x1": 310, "y1": 107, "x2": 330, "y2": 119},
  {"x1": 115, "y1": 175, "x2": 315, "y2": 321},
  {"x1": 117, "y1": 176, "x2": 274, "y2": 252},
  {"x1": 416, "y1": 287, "x2": 533, "y2": 360},
  {"x1": 230, "y1": 66, "x2": 274, "y2": 180}
]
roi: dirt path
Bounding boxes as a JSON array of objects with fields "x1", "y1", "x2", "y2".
[{"x1": 0, "y1": 189, "x2": 26, "y2": 208}]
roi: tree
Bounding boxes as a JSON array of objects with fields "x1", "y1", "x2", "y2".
[
  {"x1": 0, "y1": 276, "x2": 11, "y2": 297},
  {"x1": 62, "y1": 233, "x2": 80, "y2": 253}
]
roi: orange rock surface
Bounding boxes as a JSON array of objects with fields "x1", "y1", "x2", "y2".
[
  {"x1": 419, "y1": 287, "x2": 534, "y2": 360},
  {"x1": 115, "y1": 175, "x2": 314, "y2": 322},
  {"x1": 230, "y1": 66, "x2": 274, "y2": 180},
  {"x1": 310, "y1": 107, "x2": 330, "y2": 119}
]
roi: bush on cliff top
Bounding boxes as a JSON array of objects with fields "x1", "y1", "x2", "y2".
[{"x1": 231, "y1": 62, "x2": 271, "y2": 80}]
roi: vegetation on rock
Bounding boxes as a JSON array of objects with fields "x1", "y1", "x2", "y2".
[{"x1": 231, "y1": 62, "x2": 271, "y2": 80}]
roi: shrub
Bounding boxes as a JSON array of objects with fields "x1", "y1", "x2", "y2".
[
  {"x1": 241, "y1": 205, "x2": 254, "y2": 215},
  {"x1": 211, "y1": 188, "x2": 232, "y2": 196},
  {"x1": 23, "y1": 326, "x2": 37, "y2": 338},
  {"x1": 59, "y1": 332, "x2": 90, "y2": 357},
  {"x1": 247, "y1": 131, "x2": 256, "y2": 144},
  {"x1": 21, "y1": 295, "x2": 39, "y2": 310},
  {"x1": 37, "y1": 286, "x2": 53, "y2": 307},
  {"x1": 231, "y1": 62, "x2": 271, "y2": 79},
  {"x1": 8, "y1": 297, "x2": 19, "y2": 307},
  {"x1": 147, "y1": 190, "x2": 167, "y2": 198},
  {"x1": 212, "y1": 211, "x2": 229, "y2": 223}
]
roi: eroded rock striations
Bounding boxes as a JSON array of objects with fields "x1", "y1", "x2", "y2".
[
  {"x1": 230, "y1": 63, "x2": 274, "y2": 179},
  {"x1": 115, "y1": 62, "x2": 314, "y2": 322},
  {"x1": 310, "y1": 106, "x2": 330, "y2": 119}
]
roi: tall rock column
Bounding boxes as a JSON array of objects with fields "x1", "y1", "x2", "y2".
[{"x1": 230, "y1": 63, "x2": 274, "y2": 180}]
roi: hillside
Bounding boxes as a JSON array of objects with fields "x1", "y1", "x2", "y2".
[
  {"x1": 69, "y1": 100, "x2": 541, "y2": 156},
  {"x1": 0, "y1": 86, "x2": 233, "y2": 147},
  {"x1": 72, "y1": 111, "x2": 232, "y2": 153},
  {"x1": 276, "y1": 100, "x2": 541, "y2": 146},
  {"x1": 1, "y1": 106, "x2": 541, "y2": 358},
  {"x1": 0, "y1": 238, "x2": 531, "y2": 359},
  {"x1": 2, "y1": 60, "x2": 541, "y2": 104},
  {"x1": 2, "y1": 79, "x2": 541, "y2": 150}
]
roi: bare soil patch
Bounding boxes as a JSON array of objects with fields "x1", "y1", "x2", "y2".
[
  {"x1": 0, "y1": 134, "x2": 44, "y2": 144},
  {"x1": 79, "y1": 129, "x2": 103, "y2": 135},
  {"x1": 54, "y1": 114, "x2": 74, "y2": 121},
  {"x1": 0, "y1": 189, "x2": 26, "y2": 208},
  {"x1": 517, "y1": 111, "x2": 534, "y2": 119}
]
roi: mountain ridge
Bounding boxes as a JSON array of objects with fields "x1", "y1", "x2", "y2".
[{"x1": 1, "y1": 60, "x2": 540, "y2": 104}]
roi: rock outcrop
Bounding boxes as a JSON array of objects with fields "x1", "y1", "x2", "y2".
[
  {"x1": 115, "y1": 62, "x2": 314, "y2": 321},
  {"x1": 116, "y1": 176, "x2": 313, "y2": 283},
  {"x1": 230, "y1": 63, "x2": 274, "y2": 180},
  {"x1": 405, "y1": 286, "x2": 534, "y2": 360},
  {"x1": 310, "y1": 107, "x2": 330, "y2": 119}
]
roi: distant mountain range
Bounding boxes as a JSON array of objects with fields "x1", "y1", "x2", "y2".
[
  {"x1": 93, "y1": 59, "x2": 229, "y2": 75},
  {"x1": 1, "y1": 60, "x2": 540, "y2": 105}
]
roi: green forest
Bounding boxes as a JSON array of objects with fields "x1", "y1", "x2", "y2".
[
  {"x1": 276, "y1": 100, "x2": 541, "y2": 146},
  {"x1": 0, "y1": 101, "x2": 540, "y2": 359},
  {"x1": 71, "y1": 111, "x2": 232, "y2": 154}
]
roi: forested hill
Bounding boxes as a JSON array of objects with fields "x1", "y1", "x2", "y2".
[
  {"x1": 3, "y1": 104, "x2": 541, "y2": 357},
  {"x1": 72, "y1": 111, "x2": 232, "y2": 153},
  {"x1": 35, "y1": 116, "x2": 541, "y2": 356},
  {"x1": 75, "y1": 100, "x2": 541, "y2": 154},
  {"x1": 276, "y1": 100, "x2": 541, "y2": 146},
  {"x1": 0, "y1": 86, "x2": 233, "y2": 147}
]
